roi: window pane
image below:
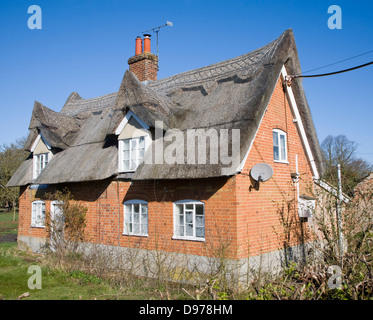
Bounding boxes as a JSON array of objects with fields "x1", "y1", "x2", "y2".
[
  {"x1": 138, "y1": 147, "x2": 145, "y2": 159},
  {"x1": 123, "y1": 139, "x2": 130, "y2": 150},
  {"x1": 273, "y1": 146, "x2": 279, "y2": 161},
  {"x1": 138, "y1": 136, "x2": 145, "y2": 148},
  {"x1": 186, "y1": 224, "x2": 193, "y2": 236},
  {"x1": 196, "y1": 204, "x2": 204, "y2": 215},
  {"x1": 141, "y1": 205, "x2": 147, "y2": 214},
  {"x1": 125, "y1": 212, "x2": 132, "y2": 223},
  {"x1": 175, "y1": 204, "x2": 183, "y2": 215},
  {"x1": 141, "y1": 213, "x2": 147, "y2": 225},
  {"x1": 131, "y1": 139, "x2": 138, "y2": 151},
  {"x1": 123, "y1": 160, "x2": 130, "y2": 170},
  {"x1": 280, "y1": 134, "x2": 286, "y2": 160},
  {"x1": 123, "y1": 150, "x2": 130, "y2": 160},
  {"x1": 178, "y1": 226, "x2": 184, "y2": 237},
  {"x1": 130, "y1": 159, "x2": 137, "y2": 170},
  {"x1": 133, "y1": 213, "x2": 139, "y2": 223},
  {"x1": 196, "y1": 227, "x2": 205, "y2": 238},
  {"x1": 133, "y1": 204, "x2": 139, "y2": 213},
  {"x1": 185, "y1": 204, "x2": 193, "y2": 210},
  {"x1": 141, "y1": 224, "x2": 148, "y2": 235},
  {"x1": 185, "y1": 211, "x2": 193, "y2": 224},
  {"x1": 196, "y1": 215, "x2": 204, "y2": 227},
  {"x1": 133, "y1": 223, "x2": 140, "y2": 234},
  {"x1": 273, "y1": 132, "x2": 279, "y2": 147},
  {"x1": 124, "y1": 204, "x2": 131, "y2": 214}
]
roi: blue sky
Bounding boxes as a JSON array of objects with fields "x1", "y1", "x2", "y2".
[{"x1": 1, "y1": 0, "x2": 372, "y2": 164}]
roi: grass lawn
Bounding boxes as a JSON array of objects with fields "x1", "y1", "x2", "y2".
[
  {"x1": 0, "y1": 209, "x2": 19, "y2": 238},
  {"x1": 0, "y1": 242, "x2": 131, "y2": 300},
  {"x1": 0, "y1": 242, "x2": 190, "y2": 300},
  {"x1": 0, "y1": 208, "x2": 190, "y2": 300}
]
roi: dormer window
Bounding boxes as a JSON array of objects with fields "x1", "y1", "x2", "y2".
[
  {"x1": 34, "y1": 153, "x2": 49, "y2": 178},
  {"x1": 115, "y1": 111, "x2": 151, "y2": 173},
  {"x1": 119, "y1": 136, "x2": 145, "y2": 171},
  {"x1": 31, "y1": 134, "x2": 52, "y2": 179}
]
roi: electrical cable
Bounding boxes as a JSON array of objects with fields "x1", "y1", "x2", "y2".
[
  {"x1": 302, "y1": 50, "x2": 373, "y2": 74},
  {"x1": 285, "y1": 60, "x2": 373, "y2": 85}
]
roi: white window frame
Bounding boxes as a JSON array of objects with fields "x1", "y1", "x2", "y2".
[
  {"x1": 123, "y1": 200, "x2": 148, "y2": 237},
  {"x1": 31, "y1": 200, "x2": 46, "y2": 228},
  {"x1": 33, "y1": 152, "x2": 50, "y2": 179},
  {"x1": 273, "y1": 129, "x2": 288, "y2": 163},
  {"x1": 173, "y1": 200, "x2": 205, "y2": 241},
  {"x1": 118, "y1": 136, "x2": 148, "y2": 172}
]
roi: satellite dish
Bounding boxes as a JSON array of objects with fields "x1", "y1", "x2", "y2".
[{"x1": 250, "y1": 163, "x2": 273, "y2": 182}]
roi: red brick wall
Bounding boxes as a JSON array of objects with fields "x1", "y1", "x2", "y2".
[
  {"x1": 235, "y1": 76, "x2": 314, "y2": 258},
  {"x1": 128, "y1": 53, "x2": 158, "y2": 82},
  {"x1": 18, "y1": 75, "x2": 316, "y2": 261}
]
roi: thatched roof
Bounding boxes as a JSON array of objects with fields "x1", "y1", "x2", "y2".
[{"x1": 7, "y1": 29, "x2": 324, "y2": 187}]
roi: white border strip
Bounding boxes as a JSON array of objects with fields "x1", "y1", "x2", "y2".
[{"x1": 281, "y1": 65, "x2": 319, "y2": 179}]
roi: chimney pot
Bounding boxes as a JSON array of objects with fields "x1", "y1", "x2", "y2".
[
  {"x1": 135, "y1": 36, "x2": 143, "y2": 55},
  {"x1": 143, "y1": 34, "x2": 151, "y2": 53}
]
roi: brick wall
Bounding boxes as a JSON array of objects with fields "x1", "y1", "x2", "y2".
[
  {"x1": 128, "y1": 53, "x2": 158, "y2": 82},
  {"x1": 235, "y1": 76, "x2": 315, "y2": 259}
]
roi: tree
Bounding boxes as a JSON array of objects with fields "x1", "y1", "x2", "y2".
[
  {"x1": 321, "y1": 135, "x2": 372, "y2": 196},
  {"x1": 0, "y1": 137, "x2": 29, "y2": 210}
]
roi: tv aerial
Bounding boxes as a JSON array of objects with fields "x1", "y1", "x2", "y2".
[
  {"x1": 142, "y1": 21, "x2": 173, "y2": 63},
  {"x1": 250, "y1": 163, "x2": 273, "y2": 190}
]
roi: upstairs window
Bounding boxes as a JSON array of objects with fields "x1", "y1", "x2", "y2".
[
  {"x1": 273, "y1": 129, "x2": 287, "y2": 163},
  {"x1": 33, "y1": 153, "x2": 49, "y2": 179},
  {"x1": 119, "y1": 136, "x2": 146, "y2": 172},
  {"x1": 31, "y1": 201, "x2": 45, "y2": 227},
  {"x1": 173, "y1": 200, "x2": 205, "y2": 241},
  {"x1": 123, "y1": 200, "x2": 148, "y2": 236}
]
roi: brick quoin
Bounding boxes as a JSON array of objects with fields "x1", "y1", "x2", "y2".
[{"x1": 18, "y1": 74, "x2": 315, "y2": 261}]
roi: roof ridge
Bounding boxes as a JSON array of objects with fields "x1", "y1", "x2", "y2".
[{"x1": 148, "y1": 32, "x2": 285, "y2": 94}]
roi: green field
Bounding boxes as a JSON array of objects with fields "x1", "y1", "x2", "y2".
[{"x1": 0, "y1": 209, "x2": 18, "y2": 238}]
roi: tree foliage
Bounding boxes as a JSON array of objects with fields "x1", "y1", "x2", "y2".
[
  {"x1": 321, "y1": 135, "x2": 372, "y2": 196},
  {"x1": 0, "y1": 137, "x2": 29, "y2": 208}
]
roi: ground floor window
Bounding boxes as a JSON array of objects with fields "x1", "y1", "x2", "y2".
[
  {"x1": 173, "y1": 200, "x2": 205, "y2": 241},
  {"x1": 31, "y1": 201, "x2": 45, "y2": 227},
  {"x1": 123, "y1": 200, "x2": 148, "y2": 236}
]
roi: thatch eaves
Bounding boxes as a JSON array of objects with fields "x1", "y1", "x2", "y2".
[{"x1": 25, "y1": 101, "x2": 81, "y2": 151}]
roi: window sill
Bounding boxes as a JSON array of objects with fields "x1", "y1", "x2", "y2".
[
  {"x1": 122, "y1": 233, "x2": 148, "y2": 238},
  {"x1": 274, "y1": 160, "x2": 289, "y2": 164},
  {"x1": 172, "y1": 236, "x2": 205, "y2": 242},
  {"x1": 30, "y1": 225, "x2": 45, "y2": 229},
  {"x1": 118, "y1": 170, "x2": 136, "y2": 174}
]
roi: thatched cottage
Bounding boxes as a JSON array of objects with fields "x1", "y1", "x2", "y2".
[{"x1": 8, "y1": 29, "x2": 325, "y2": 276}]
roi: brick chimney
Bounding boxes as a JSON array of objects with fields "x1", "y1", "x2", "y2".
[{"x1": 128, "y1": 34, "x2": 158, "y2": 82}]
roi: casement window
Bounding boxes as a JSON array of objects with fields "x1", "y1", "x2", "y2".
[
  {"x1": 123, "y1": 200, "x2": 148, "y2": 236},
  {"x1": 31, "y1": 201, "x2": 46, "y2": 227},
  {"x1": 33, "y1": 153, "x2": 49, "y2": 179},
  {"x1": 273, "y1": 129, "x2": 288, "y2": 163},
  {"x1": 50, "y1": 201, "x2": 64, "y2": 229},
  {"x1": 173, "y1": 200, "x2": 205, "y2": 241},
  {"x1": 119, "y1": 136, "x2": 146, "y2": 172}
]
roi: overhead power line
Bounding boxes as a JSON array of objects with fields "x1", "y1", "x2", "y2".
[
  {"x1": 285, "y1": 60, "x2": 373, "y2": 86},
  {"x1": 302, "y1": 49, "x2": 373, "y2": 74}
]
